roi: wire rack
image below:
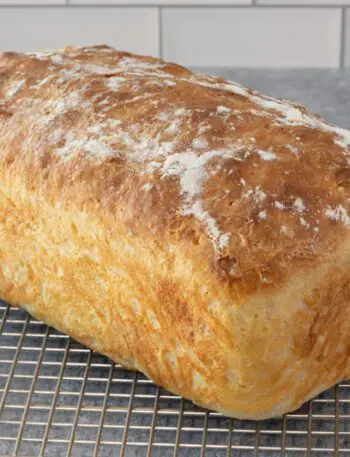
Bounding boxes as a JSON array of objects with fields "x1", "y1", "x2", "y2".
[{"x1": 0, "y1": 301, "x2": 349, "y2": 457}]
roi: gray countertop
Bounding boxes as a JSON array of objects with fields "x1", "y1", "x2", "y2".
[{"x1": 193, "y1": 69, "x2": 350, "y2": 129}]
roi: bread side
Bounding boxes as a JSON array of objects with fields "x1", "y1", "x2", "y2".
[{"x1": 0, "y1": 45, "x2": 349, "y2": 418}]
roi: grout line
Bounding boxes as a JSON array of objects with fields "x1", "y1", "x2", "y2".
[
  {"x1": 0, "y1": 4, "x2": 348, "y2": 8},
  {"x1": 158, "y1": 6, "x2": 163, "y2": 59},
  {"x1": 340, "y1": 6, "x2": 347, "y2": 67}
]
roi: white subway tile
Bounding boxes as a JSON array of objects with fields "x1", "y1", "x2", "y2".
[
  {"x1": 259, "y1": 0, "x2": 350, "y2": 4},
  {"x1": 0, "y1": 0, "x2": 64, "y2": 4},
  {"x1": 162, "y1": 7, "x2": 341, "y2": 67},
  {"x1": 71, "y1": 0, "x2": 250, "y2": 4},
  {"x1": 0, "y1": 7, "x2": 159, "y2": 56}
]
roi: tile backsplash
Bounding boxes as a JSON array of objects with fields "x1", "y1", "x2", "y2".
[
  {"x1": 0, "y1": 8, "x2": 159, "y2": 55},
  {"x1": 162, "y1": 7, "x2": 341, "y2": 67},
  {"x1": 0, "y1": 1, "x2": 350, "y2": 68}
]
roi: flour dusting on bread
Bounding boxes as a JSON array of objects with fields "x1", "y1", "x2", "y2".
[{"x1": 1, "y1": 45, "x2": 350, "y2": 253}]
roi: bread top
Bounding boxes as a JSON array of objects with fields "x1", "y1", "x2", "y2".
[{"x1": 1, "y1": 45, "x2": 350, "y2": 298}]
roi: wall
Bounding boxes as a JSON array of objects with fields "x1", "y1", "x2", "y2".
[{"x1": 0, "y1": 1, "x2": 349, "y2": 67}]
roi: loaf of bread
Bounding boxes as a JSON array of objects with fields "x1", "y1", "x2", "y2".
[{"x1": 0, "y1": 45, "x2": 349, "y2": 419}]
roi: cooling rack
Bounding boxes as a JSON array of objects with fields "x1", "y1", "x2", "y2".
[{"x1": 0, "y1": 300, "x2": 348, "y2": 457}]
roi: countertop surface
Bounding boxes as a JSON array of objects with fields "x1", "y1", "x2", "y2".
[{"x1": 194, "y1": 69, "x2": 350, "y2": 130}]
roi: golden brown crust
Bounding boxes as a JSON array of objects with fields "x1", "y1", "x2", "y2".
[{"x1": 0, "y1": 45, "x2": 349, "y2": 419}]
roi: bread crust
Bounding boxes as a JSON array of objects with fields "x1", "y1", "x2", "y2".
[{"x1": 0, "y1": 45, "x2": 349, "y2": 419}]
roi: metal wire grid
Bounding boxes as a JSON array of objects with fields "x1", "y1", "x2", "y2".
[{"x1": 0, "y1": 301, "x2": 348, "y2": 457}]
